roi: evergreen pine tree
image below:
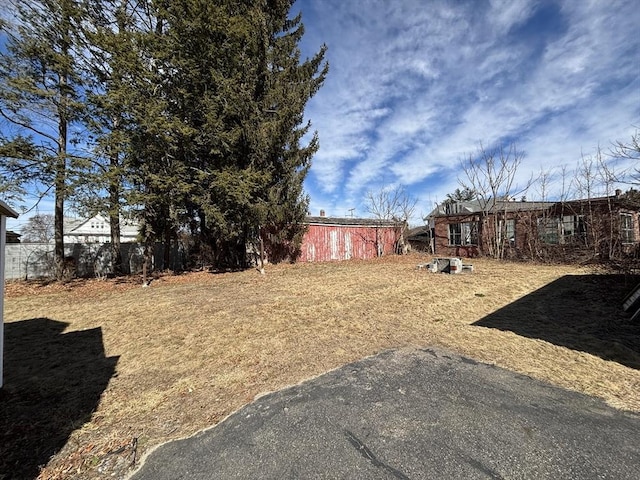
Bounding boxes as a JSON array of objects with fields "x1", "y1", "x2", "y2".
[
  {"x1": 0, "y1": 0, "x2": 86, "y2": 277},
  {"x1": 79, "y1": 0, "x2": 150, "y2": 274},
  {"x1": 255, "y1": 2, "x2": 328, "y2": 262},
  {"x1": 153, "y1": 0, "x2": 327, "y2": 267}
]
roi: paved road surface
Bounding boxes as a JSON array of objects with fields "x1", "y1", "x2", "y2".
[{"x1": 129, "y1": 347, "x2": 640, "y2": 479}]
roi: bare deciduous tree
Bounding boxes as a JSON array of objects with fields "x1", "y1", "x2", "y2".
[
  {"x1": 575, "y1": 147, "x2": 621, "y2": 258},
  {"x1": 21, "y1": 213, "x2": 55, "y2": 243},
  {"x1": 527, "y1": 148, "x2": 626, "y2": 262},
  {"x1": 365, "y1": 185, "x2": 417, "y2": 255},
  {"x1": 611, "y1": 129, "x2": 640, "y2": 160},
  {"x1": 459, "y1": 142, "x2": 532, "y2": 259},
  {"x1": 610, "y1": 129, "x2": 640, "y2": 186}
]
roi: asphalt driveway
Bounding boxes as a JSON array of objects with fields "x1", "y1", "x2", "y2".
[{"x1": 129, "y1": 347, "x2": 639, "y2": 479}]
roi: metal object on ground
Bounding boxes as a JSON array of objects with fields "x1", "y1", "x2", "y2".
[{"x1": 417, "y1": 257, "x2": 473, "y2": 274}]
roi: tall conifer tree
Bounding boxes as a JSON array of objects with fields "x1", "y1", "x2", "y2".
[
  {"x1": 0, "y1": 0, "x2": 86, "y2": 276},
  {"x1": 255, "y1": 1, "x2": 328, "y2": 262},
  {"x1": 2, "y1": 0, "x2": 327, "y2": 274},
  {"x1": 80, "y1": 0, "x2": 150, "y2": 274},
  {"x1": 150, "y1": 0, "x2": 327, "y2": 267}
]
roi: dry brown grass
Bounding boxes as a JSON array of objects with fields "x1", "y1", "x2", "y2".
[{"x1": 2, "y1": 253, "x2": 639, "y2": 479}]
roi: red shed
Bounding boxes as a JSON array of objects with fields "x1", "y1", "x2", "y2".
[{"x1": 299, "y1": 216, "x2": 400, "y2": 262}]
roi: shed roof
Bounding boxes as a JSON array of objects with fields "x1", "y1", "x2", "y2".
[
  {"x1": 0, "y1": 200, "x2": 18, "y2": 218},
  {"x1": 305, "y1": 216, "x2": 398, "y2": 227},
  {"x1": 407, "y1": 225, "x2": 430, "y2": 238}
]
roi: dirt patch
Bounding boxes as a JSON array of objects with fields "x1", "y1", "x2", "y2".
[{"x1": 3, "y1": 254, "x2": 639, "y2": 479}]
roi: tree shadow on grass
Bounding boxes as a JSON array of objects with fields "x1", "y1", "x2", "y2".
[
  {"x1": 474, "y1": 275, "x2": 640, "y2": 370},
  {"x1": 0, "y1": 318, "x2": 118, "y2": 479}
]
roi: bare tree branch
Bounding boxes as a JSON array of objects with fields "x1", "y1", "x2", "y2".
[
  {"x1": 365, "y1": 185, "x2": 417, "y2": 223},
  {"x1": 365, "y1": 185, "x2": 417, "y2": 255},
  {"x1": 458, "y1": 142, "x2": 532, "y2": 259}
]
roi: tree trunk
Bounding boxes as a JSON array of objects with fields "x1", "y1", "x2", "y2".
[
  {"x1": 108, "y1": 169, "x2": 123, "y2": 275},
  {"x1": 142, "y1": 242, "x2": 153, "y2": 286},
  {"x1": 54, "y1": 91, "x2": 67, "y2": 279},
  {"x1": 54, "y1": 0, "x2": 72, "y2": 280},
  {"x1": 163, "y1": 214, "x2": 171, "y2": 270},
  {"x1": 54, "y1": 161, "x2": 65, "y2": 279},
  {"x1": 258, "y1": 225, "x2": 265, "y2": 273}
]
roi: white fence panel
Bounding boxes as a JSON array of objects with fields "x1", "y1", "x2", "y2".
[{"x1": 3, "y1": 243, "x2": 151, "y2": 280}]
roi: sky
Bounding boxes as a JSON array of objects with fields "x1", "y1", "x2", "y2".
[
  {"x1": 3, "y1": 0, "x2": 640, "y2": 232},
  {"x1": 292, "y1": 0, "x2": 640, "y2": 224}
]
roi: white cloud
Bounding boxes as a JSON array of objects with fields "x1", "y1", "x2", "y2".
[
  {"x1": 489, "y1": 0, "x2": 537, "y2": 30},
  {"x1": 299, "y1": 0, "x2": 639, "y2": 216}
]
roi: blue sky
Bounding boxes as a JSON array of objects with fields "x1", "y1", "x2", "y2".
[
  {"x1": 4, "y1": 0, "x2": 640, "y2": 232},
  {"x1": 293, "y1": 0, "x2": 640, "y2": 223}
]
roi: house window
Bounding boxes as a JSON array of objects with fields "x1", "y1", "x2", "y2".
[
  {"x1": 498, "y1": 219, "x2": 516, "y2": 245},
  {"x1": 506, "y1": 219, "x2": 515, "y2": 244},
  {"x1": 621, "y1": 213, "x2": 635, "y2": 243},
  {"x1": 539, "y1": 215, "x2": 586, "y2": 244},
  {"x1": 449, "y1": 222, "x2": 478, "y2": 246},
  {"x1": 538, "y1": 217, "x2": 559, "y2": 244},
  {"x1": 561, "y1": 215, "x2": 586, "y2": 244}
]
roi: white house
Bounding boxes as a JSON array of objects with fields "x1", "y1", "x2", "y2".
[
  {"x1": 64, "y1": 214, "x2": 139, "y2": 244},
  {"x1": 1, "y1": 200, "x2": 19, "y2": 387}
]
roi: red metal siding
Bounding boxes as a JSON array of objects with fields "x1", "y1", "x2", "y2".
[{"x1": 299, "y1": 224, "x2": 398, "y2": 262}]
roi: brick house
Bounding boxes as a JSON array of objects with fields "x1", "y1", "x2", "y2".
[{"x1": 426, "y1": 190, "x2": 640, "y2": 259}]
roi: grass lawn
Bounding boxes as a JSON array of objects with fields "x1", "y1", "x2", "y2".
[{"x1": 2, "y1": 253, "x2": 639, "y2": 479}]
